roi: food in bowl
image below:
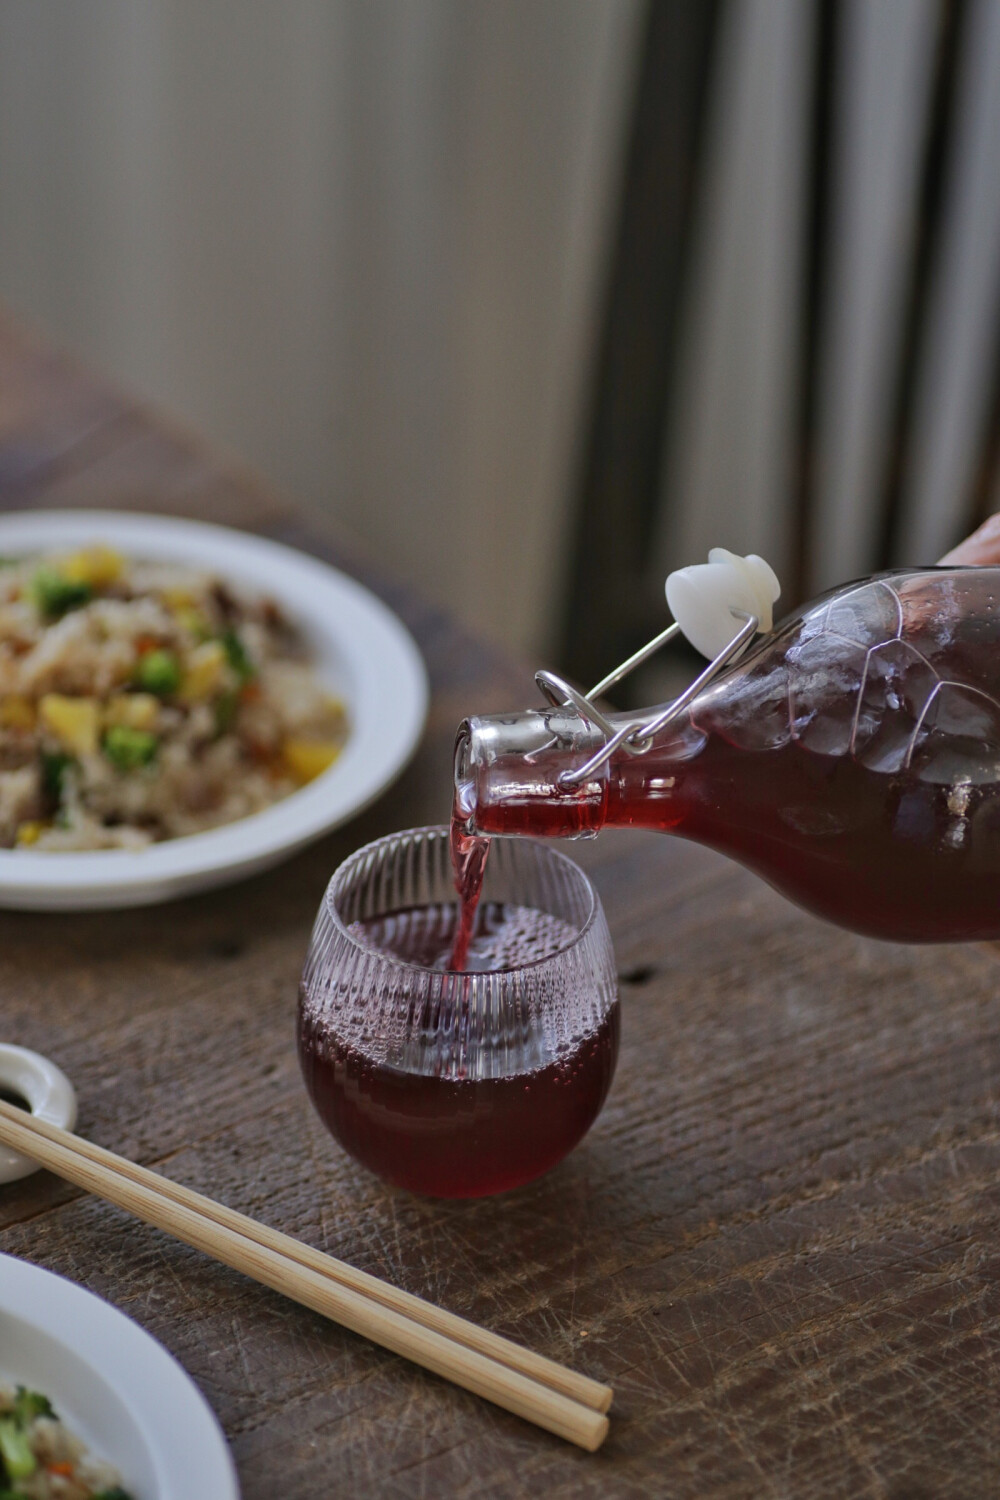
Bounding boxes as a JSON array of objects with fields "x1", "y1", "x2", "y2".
[
  {"x1": 0, "y1": 1383, "x2": 133, "y2": 1498},
  {"x1": 0, "y1": 546, "x2": 348, "y2": 850}
]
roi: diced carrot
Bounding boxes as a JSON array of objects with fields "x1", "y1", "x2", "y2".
[
  {"x1": 245, "y1": 737, "x2": 273, "y2": 765},
  {"x1": 47, "y1": 1462, "x2": 74, "y2": 1476},
  {"x1": 239, "y1": 680, "x2": 262, "y2": 704},
  {"x1": 135, "y1": 634, "x2": 160, "y2": 656}
]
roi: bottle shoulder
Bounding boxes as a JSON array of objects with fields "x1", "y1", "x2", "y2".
[{"x1": 657, "y1": 568, "x2": 1000, "y2": 780}]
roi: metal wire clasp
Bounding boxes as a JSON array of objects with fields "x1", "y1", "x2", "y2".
[{"x1": 536, "y1": 608, "x2": 759, "y2": 789}]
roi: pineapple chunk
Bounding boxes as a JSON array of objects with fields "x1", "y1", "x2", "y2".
[
  {"x1": 39, "y1": 694, "x2": 100, "y2": 755},
  {"x1": 162, "y1": 586, "x2": 197, "y2": 611},
  {"x1": 179, "y1": 640, "x2": 227, "y2": 702},
  {"x1": 0, "y1": 695, "x2": 36, "y2": 731},
  {"x1": 59, "y1": 545, "x2": 124, "y2": 588},
  {"x1": 176, "y1": 608, "x2": 210, "y2": 639},
  {"x1": 104, "y1": 693, "x2": 160, "y2": 731},
  {"x1": 283, "y1": 738, "x2": 342, "y2": 785}
]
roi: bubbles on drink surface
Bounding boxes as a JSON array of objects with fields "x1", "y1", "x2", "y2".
[{"x1": 350, "y1": 900, "x2": 580, "y2": 973}]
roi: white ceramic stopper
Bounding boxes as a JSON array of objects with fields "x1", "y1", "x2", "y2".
[
  {"x1": 665, "y1": 548, "x2": 781, "y2": 659},
  {"x1": 0, "y1": 1044, "x2": 77, "y2": 1184}
]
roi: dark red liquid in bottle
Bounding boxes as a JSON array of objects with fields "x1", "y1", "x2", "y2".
[
  {"x1": 298, "y1": 902, "x2": 619, "y2": 1197},
  {"x1": 459, "y1": 572, "x2": 1000, "y2": 942},
  {"x1": 467, "y1": 738, "x2": 1000, "y2": 941}
]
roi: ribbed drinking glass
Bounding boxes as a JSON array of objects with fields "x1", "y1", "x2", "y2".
[{"x1": 298, "y1": 826, "x2": 619, "y2": 1197}]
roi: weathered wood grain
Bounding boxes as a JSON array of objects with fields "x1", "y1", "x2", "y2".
[{"x1": 2, "y1": 311, "x2": 1000, "y2": 1497}]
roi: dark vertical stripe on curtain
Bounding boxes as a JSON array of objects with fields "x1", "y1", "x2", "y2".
[
  {"x1": 879, "y1": 0, "x2": 966, "y2": 567},
  {"x1": 559, "y1": 0, "x2": 721, "y2": 690},
  {"x1": 791, "y1": 0, "x2": 838, "y2": 605}
]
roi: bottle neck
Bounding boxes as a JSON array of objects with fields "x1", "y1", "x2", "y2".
[{"x1": 455, "y1": 705, "x2": 676, "y2": 841}]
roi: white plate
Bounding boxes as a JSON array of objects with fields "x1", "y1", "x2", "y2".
[
  {"x1": 0, "y1": 510, "x2": 428, "y2": 909},
  {"x1": 0, "y1": 1251, "x2": 239, "y2": 1499}
]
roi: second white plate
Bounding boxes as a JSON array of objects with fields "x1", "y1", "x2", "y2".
[{"x1": 0, "y1": 1251, "x2": 239, "y2": 1500}]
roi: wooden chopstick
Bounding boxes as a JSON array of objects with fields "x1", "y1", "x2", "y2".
[
  {"x1": 0, "y1": 1103, "x2": 610, "y2": 1413},
  {"x1": 0, "y1": 1102, "x2": 611, "y2": 1451}
]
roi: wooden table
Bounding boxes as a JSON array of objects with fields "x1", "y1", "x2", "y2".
[{"x1": 2, "y1": 311, "x2": 999, "y2": 1498}]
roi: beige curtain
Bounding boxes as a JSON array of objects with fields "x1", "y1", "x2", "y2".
[
  {"x1": 653, "y1": 0, "x2": 1000, "y2": 599},
  {"x1": 0, "y1": 1, "x2": 640, "y2": 655}
]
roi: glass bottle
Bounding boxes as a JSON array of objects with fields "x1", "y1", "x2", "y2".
[{"x1": 454, "y1": 568, "x2": 1000, "y2": 942}]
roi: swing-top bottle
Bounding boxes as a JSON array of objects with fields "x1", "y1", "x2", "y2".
[{"x1": 454, "y1": 564, "x2": 1000, "y2": 942}]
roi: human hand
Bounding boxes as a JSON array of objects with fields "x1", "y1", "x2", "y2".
[{"x1": 939, "y1": 514, "x2": 1000, "y2": 565}]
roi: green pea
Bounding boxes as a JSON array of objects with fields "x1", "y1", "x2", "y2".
[
  {"x1": 103, "y1": 726, "x2": 158, "y2": 771},
  {"x1": 134, "y1": 648, "x2": 181, "y2": 696},
  {"x1": 31, "y1": 567, "x2": 92, "y2": 619}
]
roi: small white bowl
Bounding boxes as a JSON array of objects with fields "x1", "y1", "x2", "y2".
[
  {"x1": 0, "y1": 511, "x2": 428, "y2": 910},
  {"x1": 0, "y1": 1044, "x2": 77, "y2": 1183}
]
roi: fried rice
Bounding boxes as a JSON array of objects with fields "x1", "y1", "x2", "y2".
[
  {"x1": 0, "y1": 545, "x2": 348, "y2": 851},
  {"x1": 0, "y1": 1383, "x2": 132, "y2": 1499}
]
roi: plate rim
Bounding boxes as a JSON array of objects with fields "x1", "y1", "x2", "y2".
[
  {"x1": 0, "y1": 1250, "x2": 240, "y2": 1500},
  {"x1": 0, "y1": 510, "x2": 429, "y2": 908}
]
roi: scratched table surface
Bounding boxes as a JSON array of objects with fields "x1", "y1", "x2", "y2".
[{"x1": 1, "y1": 310, "x2": 999, "y2": 1500}]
